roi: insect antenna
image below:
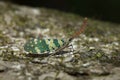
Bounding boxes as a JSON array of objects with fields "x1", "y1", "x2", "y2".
[
  {"x1": 54, "y1": 18, "x2": 88, "y2": 53},
  {"x1": 69, "y1": 17, "x2": 88, "y2": 42}
]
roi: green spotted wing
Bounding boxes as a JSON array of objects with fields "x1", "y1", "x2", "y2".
[{"x1": 24, "y1": 38, "x2": 66, "y2": 54}]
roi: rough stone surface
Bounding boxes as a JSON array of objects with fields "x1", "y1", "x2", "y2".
[{"x1": 0, "y1": 1, "x2": 120, "y2": 80}]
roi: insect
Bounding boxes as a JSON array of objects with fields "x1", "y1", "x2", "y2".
[{"x1": 24, "y1": 18, "x2": 87, "y2": 56}]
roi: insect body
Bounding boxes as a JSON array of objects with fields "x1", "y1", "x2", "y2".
[
  {"x1": 24, "y1": 18, "x2": 87, "y2": 55},
  {"x1": 24, "y1": 38, "x2": 66, "y2": 54}
]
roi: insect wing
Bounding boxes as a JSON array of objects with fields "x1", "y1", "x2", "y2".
[{"x1": 24, "y1": 38, "x2": 66, "y2": 54}]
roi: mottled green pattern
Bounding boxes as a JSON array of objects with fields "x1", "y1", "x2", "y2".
[
  {"x1": 24, "y1": 38, "x2": 37, "y2": 53},
  {"x1": 37, "y1": 39, "x2": 50, "y2": 52},
  {"x1": 24, "y1": 38, "x2": 66, "y2": 54},
  {"x1": 53, "y1": 39, "x2": 60, "y2": 48}
]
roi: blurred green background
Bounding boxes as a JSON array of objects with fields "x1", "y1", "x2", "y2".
[{"x1": 2, "y1": 0, "x2": 120, "y2": 23}]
